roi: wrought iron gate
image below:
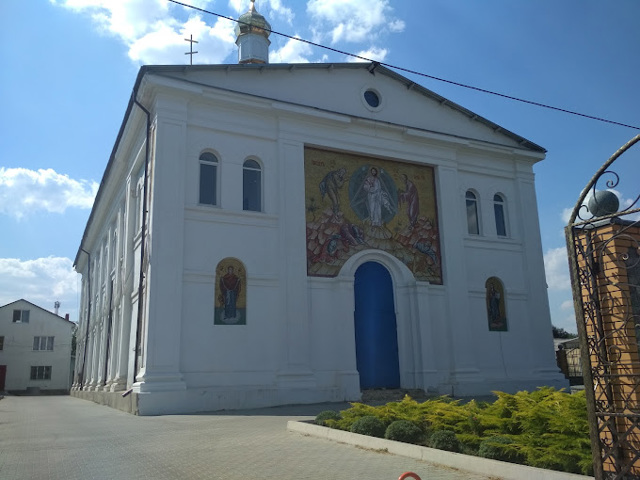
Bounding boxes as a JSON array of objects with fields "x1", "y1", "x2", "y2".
[{"x1": 565, "y1": 134, "x2": 640, "y2": 479}]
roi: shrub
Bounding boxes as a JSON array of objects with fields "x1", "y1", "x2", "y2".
[
  {"x1": 478, "y1": 436, "x2": 524, "y2": 463},
  {"x1": 330, "y1": 402, "x2": 386, "y2": 431},
  {"x1": 457, "y1": 433, "x2": 482, "y2": 455},
  {"x1": 429, "y1": 430, "x2": 460, "y2": 452},
  {"x1": 350, "y1": 415, "x2": 386, "y2": 438},
  {"x1": 384, "y1": 420, "x2": 424, "y2": 444},
  {"x1": 324, "y1": 388, "x2": 592, "y2": 476},
  {"x1": 315, "y1": 410, "x2": 340, "y2": 426}
]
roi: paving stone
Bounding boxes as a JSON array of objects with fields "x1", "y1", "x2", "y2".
[{"x1": 0, "y1": 396, "x2": 493, "y2": 480}]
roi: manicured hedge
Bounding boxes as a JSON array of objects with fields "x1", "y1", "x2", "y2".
[{"x1": 319, "y1": 387, "x2": 592, "y2": 476}]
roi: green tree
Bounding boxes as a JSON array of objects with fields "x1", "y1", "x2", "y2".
[{"x1": 552, "y1": 325, "x2": 577, "y2": 339}]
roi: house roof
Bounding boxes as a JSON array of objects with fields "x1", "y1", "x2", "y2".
[
  {"x1": 74, "y1": 61, "x2": 546, "y2": 267},
  {"x1": 0, "y1": 299, "x2": 75, "y2": 325}
]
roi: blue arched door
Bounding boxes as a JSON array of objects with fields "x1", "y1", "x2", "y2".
[{"x1": 354, "y1": 261, "x2": 400, "y2": 389}]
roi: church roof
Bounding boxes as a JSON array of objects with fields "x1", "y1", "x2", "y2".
[{"x1": 74, "y1": 61, "x2": 545, "y2": 267}]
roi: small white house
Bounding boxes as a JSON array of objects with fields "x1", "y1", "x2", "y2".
[
  {"x1": 71, "y1": 2, "x2": 565, "y2": 415},
  {"x1": 0, "y1": 299, "x2": 74, "y2": 393}
]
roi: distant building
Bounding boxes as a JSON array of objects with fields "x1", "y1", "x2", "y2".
[
  {"x1": 71, "y1": 2, "x2": 565, "y2": 415},
  {"x1": 0, "y1": 299, "x2": 75, "y2": 393}
]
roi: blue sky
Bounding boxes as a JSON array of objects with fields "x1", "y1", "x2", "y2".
[{"x1": 1, "y1": 0, "x2": 638, "y2": 330}]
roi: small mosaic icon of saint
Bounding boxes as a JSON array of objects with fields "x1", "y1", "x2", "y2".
[
  {"x1": 219, "y1": 266, "x2": 241, "y2": 322},
  {"x1": 486, "y1": 277, "x2": 507, "y2": 331}
]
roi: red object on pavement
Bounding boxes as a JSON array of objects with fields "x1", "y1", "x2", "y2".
[{"x1": 398, "y1": 473, "x2": 421, "y2": 480}]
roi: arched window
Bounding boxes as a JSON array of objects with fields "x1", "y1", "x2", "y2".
[
  {"x1": 243, "y1": 159, "x2": 262, "y2": 212},
  {"x1": 493, "y1": 193, "x2": 507, "y2": 237},
  {"x1": 465, "y1": 190, "x2": 479, "y2": 235},
  {"x1": 199, "y1": 152, "x2": 218, "y2": 205}
]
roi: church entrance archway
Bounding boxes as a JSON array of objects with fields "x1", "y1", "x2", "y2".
[{"x1": 354, "y1": 261, "x2": 400, "y2": 389}]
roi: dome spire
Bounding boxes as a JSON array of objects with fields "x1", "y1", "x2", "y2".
[{"x1": 235, "y1": 0, "x2": 271, "y2": 64}]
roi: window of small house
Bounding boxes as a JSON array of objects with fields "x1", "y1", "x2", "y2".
[
  {"x1": 12, "y1": 309, "x2": 30, "y2": 323},
  {"x1": 30, "y1": 366, "x2": 52, "y2": 380},
  {"x1": 33, "y1": 336, "x2": 54, "y2": 351}
]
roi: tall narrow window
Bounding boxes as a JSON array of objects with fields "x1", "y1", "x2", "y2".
[
  {"x1": 199, "y1": 152, "x2": 218, "y2": 205},
  {"x1": 465, "y1": 191, "x2": 479, "y2": 235},
  {"x1": 494, "y1": 193, "x2": 507, "y2": 237},
  {"x1": 243, "y1": 159, "x2": 262, "y2": 212}
]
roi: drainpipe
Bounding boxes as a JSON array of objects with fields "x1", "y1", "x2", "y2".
[
  {"x1": 133, "y1": 99, "x2": 151, "y2": 382},
  {"x1": 79, "y1": 249, "x2": 92, "y2": 389}
]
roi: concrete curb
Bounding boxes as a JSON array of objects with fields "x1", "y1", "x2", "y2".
[{"x1": 287, "y1": 421, "x2": 593, "y2": 480}]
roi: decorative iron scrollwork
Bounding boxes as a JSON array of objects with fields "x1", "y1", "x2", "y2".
[{"x1": 566, "y1": 134, "x2": 640, "y2": 479}]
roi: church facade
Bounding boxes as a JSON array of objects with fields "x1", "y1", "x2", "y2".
[{"x1": 71, "y1": 4, "x2": 564, "y2": 415}]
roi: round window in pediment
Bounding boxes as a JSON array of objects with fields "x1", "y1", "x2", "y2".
[{"x1": 364, "y1": 89, "x2": 381, "y2": 108}]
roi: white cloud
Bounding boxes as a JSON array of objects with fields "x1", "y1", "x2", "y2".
[
  {"x1": 53, "y1": 0, "x2": 402, "y2": 65},
  {"x1": 57, "y1": 0, "x2": 171, "y2": 41},
  {"x1": 53, "y1": 0, "x2": 237, "y2": 64},
  {"x1": 561, "y1": 207, "x2": 573, "y2": 224},
  {"x1": 560, "y1": 300, "x2": 575, "y2": 311},
  {"x1": 270, "y1": 36, "x2": 312, "y2": 63},
  {"x1": 228, "y1": 0, "x2": 243, "y2": 12},
  {"x1": 307, "y1": 0, "x2": 405, "y2": 44},
  {"x1": 348, "y1": 46, "x2": 388, "y2": 63},
  {"x1": 229, "y1": 0, "x2": 294, "y2": 24},
  {"x1": 543, "y1": 246, "x2": 571, "y2": 291},
  {"x1": 128, "y1": 15, "x2": 236, "y2": 65},
  {"x1": 0, "y1": 168, "x2": 98, "y2": 219},
  {"x1": 0, "y1": 257, "x2": 80, "y2": 322}
]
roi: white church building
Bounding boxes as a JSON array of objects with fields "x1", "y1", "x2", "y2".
[{"x1": 71, "y1": 1, "x2": 565, "y2": 415}]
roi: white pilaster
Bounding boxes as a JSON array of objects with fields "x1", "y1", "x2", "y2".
[
  {"x1": 436, "y1": 165, "x2": 482, "y2": 387},
  {"x1": 133, "y1": 96, "x2": 187, "y2": 393},
  {"x1": 276, "y1": 140, "x2": 313, "y2": 385}
]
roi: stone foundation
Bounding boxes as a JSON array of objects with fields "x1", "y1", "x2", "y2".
[{"x1": 71, "y1": 389, "x2": 139, "y2": 415}]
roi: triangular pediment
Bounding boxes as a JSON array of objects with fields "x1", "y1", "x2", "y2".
[{"x1": 138, "y1": 62, "x2": 544, "y2": 153}]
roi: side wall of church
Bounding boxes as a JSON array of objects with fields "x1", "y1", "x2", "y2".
[{"x1": 73, "y1": 117, "x2": 147, "y2": 394}]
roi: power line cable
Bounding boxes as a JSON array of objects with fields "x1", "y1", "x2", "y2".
[{"x1": 167, "y1": 0, "x2": 639, "y2": 131}]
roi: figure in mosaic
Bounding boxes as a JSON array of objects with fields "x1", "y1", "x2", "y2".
[
  {"x1": 362, "y1": 167, "x2": 393, "y2": 227},
  {"x1": 319, "y1": 168, "x2": 347, "y2": 217},
  {"x1": 398, "y1": 173, "x2": 419, "y2": 229},
  {"x1": 220, "y1": 266, "x2": 241, "y2": 321}
]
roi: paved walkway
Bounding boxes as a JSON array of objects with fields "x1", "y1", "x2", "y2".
[{"x1": 0, "y1": 395, "x2": 493, "y2": 480}]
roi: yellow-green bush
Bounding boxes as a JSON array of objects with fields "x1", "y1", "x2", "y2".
[{"x1": 325, "y1": 388, "x2": 591, "y2": 475}]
